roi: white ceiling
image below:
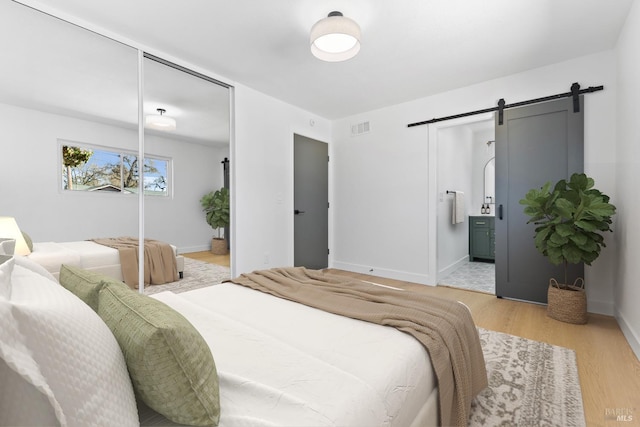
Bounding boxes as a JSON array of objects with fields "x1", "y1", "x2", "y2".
[
  {"x1": 1, "y1": 1, "x2": 230, "y2": 146},
  {"x1": 22, "y1": 0, "x2": 633, "y2": 121}
]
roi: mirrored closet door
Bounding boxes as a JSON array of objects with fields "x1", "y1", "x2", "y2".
[
  {"x1": 142, "y1": 55, "x2": 231, "y2": 283},
  {"x1": 1, "y1": 2, "x2": 232, "y2": 287},
  {"x1": 0, "y1": 1, "x2": 140, "y2": 246}
]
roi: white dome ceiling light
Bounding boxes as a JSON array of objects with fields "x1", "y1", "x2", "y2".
[
  {"x1": 310, "y1": 11, "x2": 361, "y2": 62},
  {"x1": 145, "y1": 108, "x2": 176, "y2": 131}
]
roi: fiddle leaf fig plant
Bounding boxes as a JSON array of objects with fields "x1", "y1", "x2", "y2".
[
  {"x1": 519, "y1": 173, "x2": 616, "y2": 286},
  {"x1": 200, "y1": 187, "x2": 230, "y2": 239}
]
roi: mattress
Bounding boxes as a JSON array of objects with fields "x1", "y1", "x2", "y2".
[
  {"x1": 28, "y1": 241, "x2": 182, "y2": 280},
  {"x1": 145, "y1": 283, "x2": 439, "y2": 426}
]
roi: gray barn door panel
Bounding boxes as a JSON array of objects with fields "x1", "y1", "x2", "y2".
[
  {"x1": 294, "y1": 134, "x2": 328, "y2": 269},
  {"x1": 495, "y1": 97, "x2": 584, "y2": 303}
]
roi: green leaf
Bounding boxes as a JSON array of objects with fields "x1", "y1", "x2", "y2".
[
  {"x1": 554, "y1": 198, "x2": 574, "y2": 218},
  {"x1": 549, "y1": 232, "x2": 569, "y2": 246},
  {"x1": 569, "y1": 232, "x2": 588, "y2": 246},
  {"x1": 555, "y1": 223, "x2": 574, "y2": 237},
  {"x1": 546, "y1": 246, "x2": 564, "y2": 265},
  {"x1": 520, "y1": 173, "x2": 615, "y2": 267},
  {"x1": 562, "y1": 244, "x2": 583, "y2": 264}
]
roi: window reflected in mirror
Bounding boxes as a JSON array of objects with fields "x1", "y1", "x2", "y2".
[{"x1": 61, "y1": 143, "x2": 170, "y2": 196}]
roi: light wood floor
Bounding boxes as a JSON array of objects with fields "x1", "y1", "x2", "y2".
[
  {"x1": 185, "y1": 252, "x2": 640, "y2": 426},
  {"x1": 183, "y1": 250, "x2": 230, "y2": 267}
]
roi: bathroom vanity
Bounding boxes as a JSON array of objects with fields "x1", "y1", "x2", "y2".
[{"x1": 469, "y1": 215, "x2": 495, "y2": 261}]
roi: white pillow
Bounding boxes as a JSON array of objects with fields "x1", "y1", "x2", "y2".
[
  {"x1": 10, "y1": 264, "x2": 139, "y2": 427},
  {"x1": 0, "y1": 238, "x2": 16, "y2": 255},
  {"x1": 0, "y1": 255, "x2": 14, "y2": 300},
  {"x1": 0, "y1": 299, "x2": 65, "y2": 426},
  {"x1": 14, "y1": 253, "x2": 58, "y2": 283}
]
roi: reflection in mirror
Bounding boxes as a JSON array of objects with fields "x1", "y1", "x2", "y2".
[
  {"x1": 484, "y1": 157, "x2": 495, "y2": 205},
  {"x1": 0, "y1": 2, "x2": 139, "y2": 244},
  {"x1": 142, "y1": 55, "x2": 231, "y2": 279}
]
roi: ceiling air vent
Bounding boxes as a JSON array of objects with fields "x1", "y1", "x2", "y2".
[{"x1": 351, "y1": 121, "x2": 370, "y2": 137}]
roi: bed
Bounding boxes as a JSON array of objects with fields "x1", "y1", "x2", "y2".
[
  {"x1": 26, "y1": 240, "x2": 184, "y2": 283},
  {"x1": 1, "y1": 252, "x2": 486, "y2": 427}
]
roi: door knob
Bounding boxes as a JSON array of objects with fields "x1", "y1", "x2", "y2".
[{"x1": 294, "y1": 209, "x2": 306, "y2": 215}]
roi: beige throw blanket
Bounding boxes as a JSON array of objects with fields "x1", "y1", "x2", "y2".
[
  {"x1": 91, "y1": 237, "x2": 179, "y2": 288},
  {"x1": 230, "y1": 267, "x2": 488, "y2": 427}
]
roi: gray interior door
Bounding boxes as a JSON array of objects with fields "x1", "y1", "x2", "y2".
[
  {"x1": 294, "y1": 134, "x2": 328, "y2": 269},
  {"x1": 495, "y1": 96, "x2": 584, "y2": 303}
]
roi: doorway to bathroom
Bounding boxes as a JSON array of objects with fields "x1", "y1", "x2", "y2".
[{"x1": 433, "y1": 117, "x2": 496, "y2": 294}]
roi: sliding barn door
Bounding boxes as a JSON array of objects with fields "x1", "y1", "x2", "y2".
[{"x1": 495, "y1": 97, "x2": 584, "y2": 303}]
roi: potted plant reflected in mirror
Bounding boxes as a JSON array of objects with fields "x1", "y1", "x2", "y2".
[
  {"x1": 200, "y1": 187, "x2": 230, "y2": 255},
  {"x1": 520, "y1": 173, "x2": 616, "y2": 324}
]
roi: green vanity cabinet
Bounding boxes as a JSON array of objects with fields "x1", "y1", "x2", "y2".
[{"x1": 469, "y1": 216, "x2": 495, "y2": 261}]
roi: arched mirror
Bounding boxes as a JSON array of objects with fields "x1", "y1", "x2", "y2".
[{"x1": 484, "y1": 157, "x2": 495, "y2": 206}]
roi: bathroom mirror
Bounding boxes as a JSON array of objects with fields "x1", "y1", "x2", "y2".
[{"x1": 484, "y1": 157, "x2": 495, "y2": 205}]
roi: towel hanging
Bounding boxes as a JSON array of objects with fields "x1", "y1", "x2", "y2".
[{"x1": 450, "y1": 191, "x2": 465, "y2": 224}]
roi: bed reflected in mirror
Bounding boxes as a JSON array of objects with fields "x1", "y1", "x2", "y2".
[{"x1": 0, "y1": 1, "x2": 232, "y2": 288}]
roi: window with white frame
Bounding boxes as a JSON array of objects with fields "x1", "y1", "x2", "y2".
[{"x1": 60, "y1": 141, "x2": 170, "y2": 197}]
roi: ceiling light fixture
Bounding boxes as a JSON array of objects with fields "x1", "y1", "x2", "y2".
[
  {"x1": 145, "y1": 108, "x2": 176, "y2": 131},
  {"x1": 310, "y1": 11, "x2": 361, "y2": 62}
]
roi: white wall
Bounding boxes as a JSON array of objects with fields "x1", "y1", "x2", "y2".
[
  {"x1": 0, "y1": 102, "x2": 224, "y2": 253},
  {"x1": 232, "y1": 84, "x2": 331, "y2": 276},
  {"x1": 614, "y1": 0, "x2": 640, "y2": 358},
  {"x1": 331, "y1": 107, "x2": 430, "y2": 283},
  {"x1": 332, "y1": 50, "x2": 618, "y2": 315},
  {"x1": 436, "y1": 125, "x2": 473, "y2": 279},
  {"x1": 144, "y1": 135, "x2": 228, "y2": 253}
]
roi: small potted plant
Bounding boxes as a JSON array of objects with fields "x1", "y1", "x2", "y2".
[
  {"x1": 519, "y1": 173, "x2": 616, "y2": 324},
  {"x1": 200, "y1": 187, "x2": 230, "y2": 255}
]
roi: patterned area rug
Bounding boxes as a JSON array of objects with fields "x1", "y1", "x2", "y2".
[
  {"x1": 143, "y1": 257, "x2": 230, "y2": 295},
  {"x1": 470, "y1": 328, "x2": 585, "y2": 427}
]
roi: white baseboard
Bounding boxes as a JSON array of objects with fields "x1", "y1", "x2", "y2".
[
  {"x1": 437, "y1": 255, "x2": 469, "y2": 282},
  {"x1": 178, "y1": 244, "x2": 210, "y2": 254},
  {"x1": 587, "y1": 298, "x2": 614, "y2": 316},
  {"x1": 330, "y1": 260, "x2": 433, "y2": 286},
  {"x1": 615, "y1": 309, "x2": 640, "y2": 361}
]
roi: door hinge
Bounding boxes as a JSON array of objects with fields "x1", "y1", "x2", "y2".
[
  {"x1": 327, "y1": 202, "x2": 330, "y2": 208},
  {"x1": 327, "y1": 249, "x2": 330, "y2": 255}
]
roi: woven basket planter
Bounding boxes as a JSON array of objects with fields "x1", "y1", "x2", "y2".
[
  {"x1": 547, "y1": 278, "x2": 587, "y2": 324},
  {"x1": 210, "y1": 238, "x2": 228, "y2": 255}
]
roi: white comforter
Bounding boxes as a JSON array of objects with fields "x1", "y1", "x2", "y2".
[
  {"x1": 150, "y1": 283, "x2": 437, "y2": 427},
  {"x1": 27, "y1": 241, "x2": 181, "y2": 281}
]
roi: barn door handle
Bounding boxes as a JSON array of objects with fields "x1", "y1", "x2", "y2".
[
  {"x1": 498, "y1": 204, "x2": 503, "y2": 220},
  {"x1": 294, "y1": 209, "x2": 306, "y2": 215}
]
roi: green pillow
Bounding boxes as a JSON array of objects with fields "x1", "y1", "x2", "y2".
[
  {"x1": 58, "y1": 264, "x2": 127, "y2": 311},
  {"x1": 98, "y1": 283, "x2": 220, "y2": 426}
]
